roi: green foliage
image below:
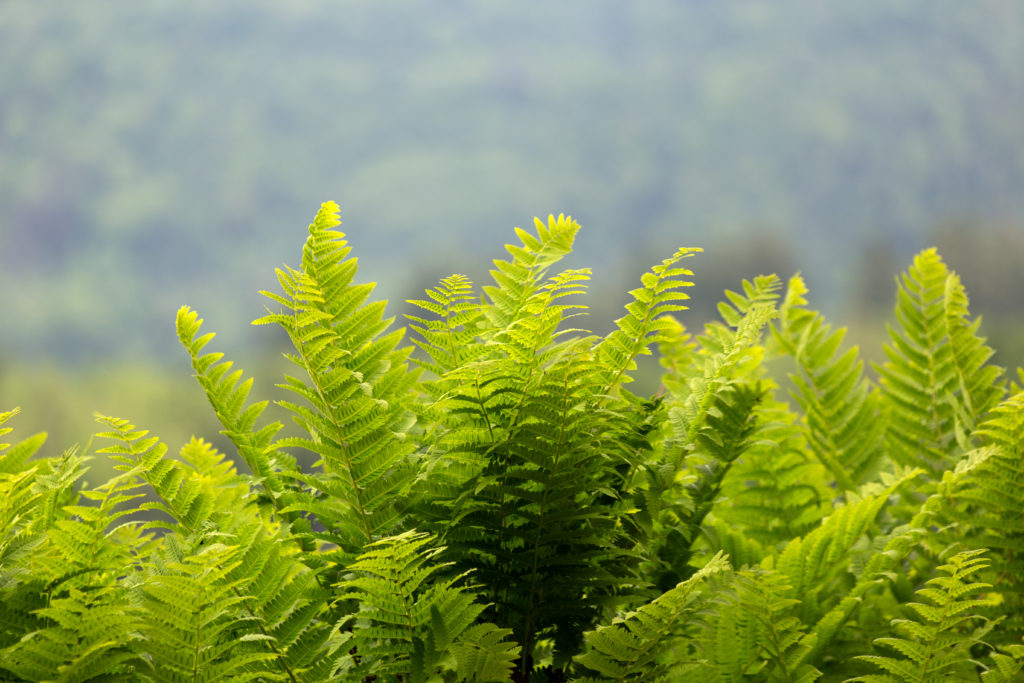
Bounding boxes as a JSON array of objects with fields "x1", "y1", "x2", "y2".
[
  {"x1": 852, "y1": 549, "x2": 999, "y2": 682},
  {"x1": 2, "y1": 202, "x2": 1022, "y2": 681}
]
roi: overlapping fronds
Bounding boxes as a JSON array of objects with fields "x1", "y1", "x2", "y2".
[
  {"x1": 338, "y1": 530, "x2": 518, "y2": 682},
  {"x1": 772, "y1": 468, "x2": 921, "y2": 624},
  {"x1": 691, "y1": 568, "x2": 820, "y2": 682},
  {"x1": 877, "y1": 249, "x2": 1003, "y2": 475},
  {"x1": 947, "y1": 391, "x2": 1024, "y2": 644},
  {"x1": 773, "y1": 274, "x2": 886, "y2": 489},
  {"x1": 573, "y1": 552, "x2": 731, "y2": 681},
  {"x1": 853, "y1": 549, "x2": 995, "y2": 682},
  {"x1": 711, "y1": 392, "x2": 829, "y2": 552}
]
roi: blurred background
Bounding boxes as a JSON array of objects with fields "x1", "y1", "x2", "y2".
[{"x1": 2, "y1": 1, "x2": 1023, "y2": 460}]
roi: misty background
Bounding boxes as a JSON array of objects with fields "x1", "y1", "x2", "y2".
[{"x1": 2, "y1": 1, "x2": 1023, "y2": 454}]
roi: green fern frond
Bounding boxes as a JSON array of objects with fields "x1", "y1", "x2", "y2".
[
  {"x1": 253, "y1": 202, "x2": 421, "y2": 556},
  {"x1": 852, "y1": 548, "x2": 994, "y2": 682},
  {"x1": 877, "y1": 249, "x2": 1003, "y2": 475},
  {"x1": 573, "y1": 551, "x2": 731, "y2": 681},
  {"x1": 0, "y1": 585, "x2": 144, "y2": 682},
  {"x1": 692, "y1": 568, "x2": 821, "y2": 682},
  {"x1": 338, "y1": 530, "x2": 504, "y2": 681},
  {"x1": 773, "y1": 274, "x2": 886, "y2": 489},
  {"x1": 670, "y1": 274, "x2": 780, "y2": 450},
  {"x1": 137, "y1": 541, "x2": 280, "y2": 682},
  {"x1": 407, "y1": 273, "x2": 487, "y2": 378},
  {"x1": 788, "y1": 446, "x2": 997, "y2": 674},
  {"x1": 711, "y1": 390, "x2": 830, "y2": 552},
  {"x1": 771, "y1": 468, "x2": 922, "y2": 623},
  {"x1": 176, "y1": 306, "x2": 301, "y2": 537},
  {"x1": 596, "y1": 245, "x2": 701, "y2": 396},
  {"x1": 481, "y1": 213, "x2": 582, "y2": 331},
  {"x1": 948, "y1": 391, "x2": 1024, "y2": 644}
]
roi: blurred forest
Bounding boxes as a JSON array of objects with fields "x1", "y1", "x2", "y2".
[{"x1": 2, "y1": 1, "x2": 1023, "y2": 455}]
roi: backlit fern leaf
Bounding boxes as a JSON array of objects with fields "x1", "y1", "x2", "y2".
[
  {"x1": 596, "y1": 245, "x2": 701, "y2": 396},
  {"x1": 137, "y1": 541, "x2": 279, "y2": 682},
  {"x1": 253, "y1": 201, "x2": 421, "y2": 557},
  {"x1": 876, "y1": 249, "x2": 1003, "y2": 475},
  {"x1": 407, "y1": 273, "x2": 487, "y2": 379},
  {"x1": 773, "y1": 274, "x2": 886, "y2": 490}
]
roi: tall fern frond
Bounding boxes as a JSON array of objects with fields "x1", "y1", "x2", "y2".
[
  {"x1": 772, "y1": 274, "x2": 886, "y2": 489},
  {"x1": 876, "y1": 249, "x2": 1003, "y2": 475},
  {"x1": 640, "y1": 276, "x2": 779, "y2": 588},
  {"x1": 253, "y1": 201, "x2": 421, "y2": 557},
  {"x1": 176, "y1": 307, "x2": 302, "y2": 539},
  {"x1": 852, "y1": 548, "x2": 995, "y2": 682}
]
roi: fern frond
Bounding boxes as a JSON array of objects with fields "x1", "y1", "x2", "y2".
[
  {"x1": 596, "y1": 245, "x2": 701, "y2": 396},
  {"x1": 338, "y1": 530, "x2": 503, "y2": 681},
  {"x1": 573, "y1": 551, "x2": 731, "y2": 681},
  {"x1": 0, "y1": 585, "x2": 144, "y2": 682},
  {"x1": 772, "y1": 274, "x2": 886, "y2": 489},
  {"x1": 253, "y1": 202, "x2": 420, "y2": 556},
  {"x1": 710, "y1": 390, "x2": 830, "y2": 553},
  {"x1": 481, "y1": 213, "x2": 582, "y2": 331},
  {"x1": 787, "y1": 446, "x2": 997, "y2": 674},
  {"x1": 691, "y1": 568, "x2": 821, "y2": 682},
  {"x1": 877, "y1": 249, "x2": 1003, "y2": 475},
  {"x1": 176, "y1": 306, "x2": 301, "y2": 537},
  {"x1": 137, "y1": 541, "x2": 280, "y2": 682},
  {"x1": 853, "y1": 549, "x2": 994, "y2": 682},
  {"x1": 948, "y1": 391, "x2": 1024, "y2": 644},
  {"x1": 772, "y1": 468, "x2": 922, "y2": 624},
  {"x1": 407, "y1": 273, "x2": 487, "y2": 378}
]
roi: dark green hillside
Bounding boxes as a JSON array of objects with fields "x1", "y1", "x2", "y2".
[{"x1": 2, "y1": 1, "x2": 1022, "y2": 362}]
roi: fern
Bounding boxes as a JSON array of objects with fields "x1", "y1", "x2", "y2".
[
  {"x1": 4, "y1": 204, "x2": 1024, "y2": 682},
  {"x1": 573, "y1": 551, "x2": 731, "y2": 681},
  {"x1": 852, "y1": 549, "x2": 995, "y2": 682},
  {"x1": 877, "y1": 249, "x2": 1003, "y2": 475},
  {"x1": 772, "y1": 274, "x2": 886, "y2": 489},
  {"x1": 338, "y1": 530, "x2": 518, "y2": 682},
  {"x1": 253, "y1": 201, "x2": 421, "y2": 558}
]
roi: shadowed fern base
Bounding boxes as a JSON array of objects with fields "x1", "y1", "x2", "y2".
[{"x1": 1, "y1": 202, "x2": 1023, "y2": 682}]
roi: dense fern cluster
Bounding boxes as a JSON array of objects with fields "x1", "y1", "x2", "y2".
[{"x1": 2, "y1": 202, "x2": 1023, "y2": 681}]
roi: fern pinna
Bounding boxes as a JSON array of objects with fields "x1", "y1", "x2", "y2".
[{"x1": 2, "y1": 201, "x2": 1023, "y2": 682}]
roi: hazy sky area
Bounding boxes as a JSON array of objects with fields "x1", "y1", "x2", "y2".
[{"x1": 1, "y1": 1, "x2": 1023, "y2": 366}]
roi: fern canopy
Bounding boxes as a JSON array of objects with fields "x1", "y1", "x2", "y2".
[{"x1": 1, "y1": 202, "x2": 1021, "y2": 682}]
